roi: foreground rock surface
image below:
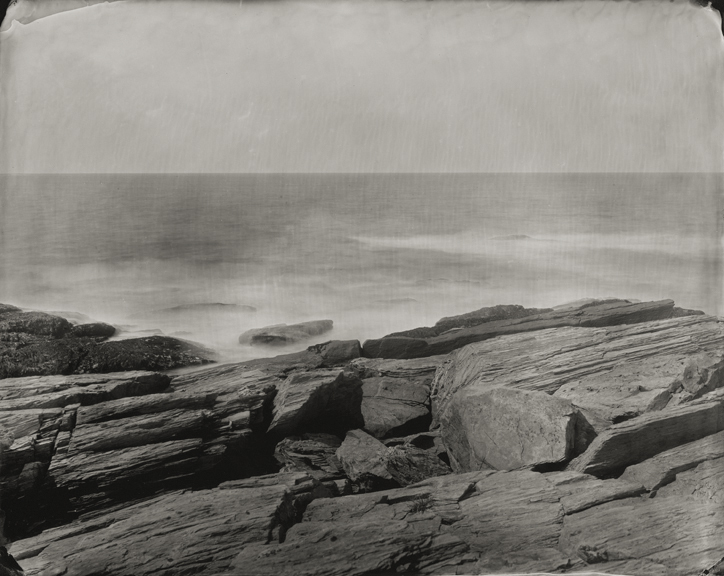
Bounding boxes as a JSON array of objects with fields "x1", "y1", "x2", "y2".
[{"x1": 3, "y1": 298, "x2": 723, "y2": 576}]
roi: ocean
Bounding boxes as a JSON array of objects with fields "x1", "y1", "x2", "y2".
[{"x1": 0, "y1": 173, "x2": 721, "y2": 361}]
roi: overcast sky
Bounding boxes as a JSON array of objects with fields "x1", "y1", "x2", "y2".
[{"x1": 0, "y1": 0, "x2": 722, "y2": 173}]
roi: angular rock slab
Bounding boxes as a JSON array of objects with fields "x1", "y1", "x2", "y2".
[
  {"x1": 361, "y1": 376, "x2": 430, "y2": 438},
  {"x1": 267, "y1": 369, "x2": 363, "y2": 437},
  {"x1": 620, "y1": 430, "x2": 724, "y2": 492},
  {"x1": 441, "y1": 387, "x2": 580, "y2": 471},
  {"x1": 568, "y1": 396, "x2": 724, "y2": 477}
]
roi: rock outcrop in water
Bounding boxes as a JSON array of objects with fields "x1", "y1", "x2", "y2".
[
  {"x1": 0, "y1": 305, "x2": 213, "y2": 378},
  {"x1": 239, "y1": 320, "x2": 334, "y2": 346},
  {"x1": 1, "y1": 298, "x2": 723, "y2": 576}
]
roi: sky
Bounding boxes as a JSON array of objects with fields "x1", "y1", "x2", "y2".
[{"x1": 0, "y1": 0, "x2": 722, "y2": 173}]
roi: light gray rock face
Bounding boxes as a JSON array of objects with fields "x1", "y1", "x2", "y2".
[
  {"x1": 442, "y1": 387, "x2": 580, "y2": 472},
  {"x1": 266, "y1": 369, "x2": 364, "y2": 437},
  {"x1": 433, "y1": 315, "x2": 724, "y2": 474},
  {"x1": 239, "y1": 320, "x2": 334, "y2": 346},
  {"x1": 361, "y1": 376, "x2": 430, "y2": 438},
  {"x1": 558, "y1": 467, "x2": 724, "y2": 576},
  {"x1": 655, "y1": 455, "x2": 724, "y2": 503},
  {"x1": 362, "y1": 299, "x2": 678, "y2": 359}
]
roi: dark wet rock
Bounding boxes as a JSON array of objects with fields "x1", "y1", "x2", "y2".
[
  {"x1": 0, "y1": 309, "x2": 72, "y2": 339},
  {"x1": 0, "y1": 304, "x2": 214, "y2": 379},
  {"x1": 3, "y1": 298, "x2": 724, "y2": 576},
  {"x1": 74, "y1": 336, "x2": 214, "y2": 373},
  {"x1": 0, "y1": 339, "x2": 95, "y2": 378},
  {"x1": 267, "y1": 370, "x2": 364, "y2": 438},
  {"x1": 68, "y1": 323, "x2": 116, "y2": 339},
  {"x1": 363, "y1": 299, "x2": 677, "y2": 359},
  {"x1": 239, "y1": 320, "x2": 333, "y2": 346}
]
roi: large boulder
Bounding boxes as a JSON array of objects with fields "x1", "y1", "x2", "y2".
[
  {"x1": 363, "y1": 299, "x2": 679, "y2": 359},
  {"x1": 432, "y1": 315, "x2": 724, "y2": 474},
  {"x1": 442, "y1": 387, "x2": 582, "y2": 472},
  {"x1": 239, "y1": 320, "x2": 334, "y2": 346}
]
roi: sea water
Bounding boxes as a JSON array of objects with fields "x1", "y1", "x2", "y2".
[{"x1": 0, "y1": 173, "x2": 721, "y2": 361}]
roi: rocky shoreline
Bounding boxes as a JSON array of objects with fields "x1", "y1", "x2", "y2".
[{"x1": 1, "y1": 298, "x2": 723, "y2": 575}]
